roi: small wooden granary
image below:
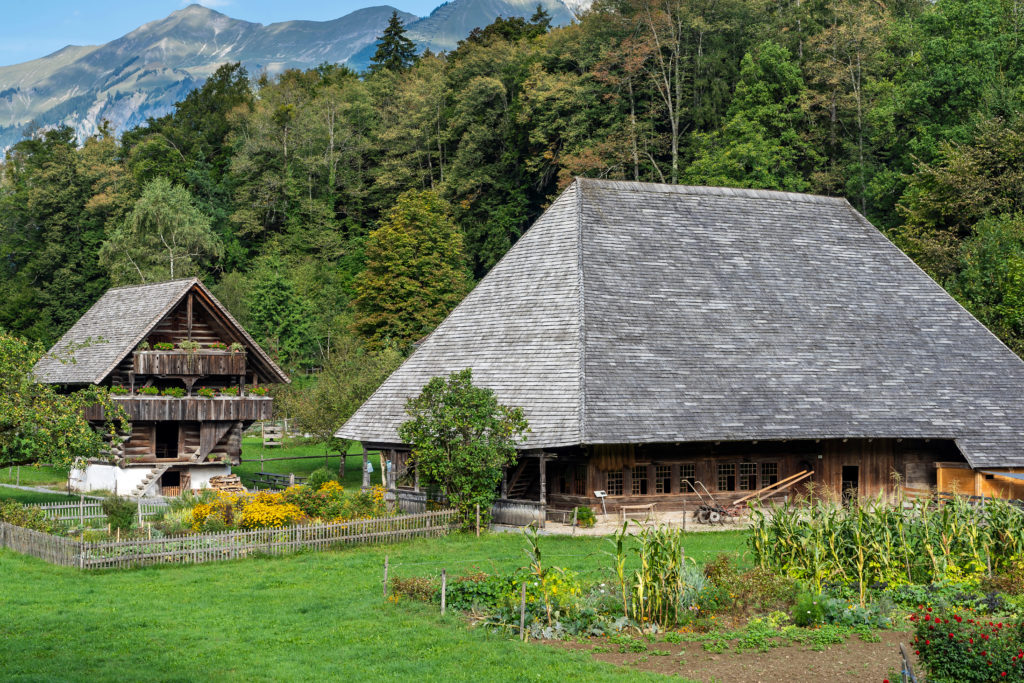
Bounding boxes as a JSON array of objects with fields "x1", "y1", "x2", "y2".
[
  {"x1": 337, "y1": 179, "x2": 1024, "y2": 515},
  {"x1": 35, "y1": 278, "x2": 289, "y2": 496}
]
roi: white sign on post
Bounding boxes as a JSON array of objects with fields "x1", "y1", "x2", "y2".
[{"x1": 594, "y1": 490, "x2": 607, "y2": 518}]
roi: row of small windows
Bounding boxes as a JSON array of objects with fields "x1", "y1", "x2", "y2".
[{"x1": 604, "y1": 462, "x2": 778, "y2": 496}]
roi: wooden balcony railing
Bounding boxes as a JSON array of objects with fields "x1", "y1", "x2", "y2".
[
  {"x1": 85, "y1": 396, "x2": 273, "y2": 422},
  {"x1": 133, "y1": 350, "x2": 247, "y2": 376}
]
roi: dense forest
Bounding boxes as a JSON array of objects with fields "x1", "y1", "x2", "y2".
[{"x1": 4, "y1": 0, "x2": 1024, "y2": 395}]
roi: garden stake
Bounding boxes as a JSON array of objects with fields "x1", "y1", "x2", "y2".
[
  {"x1": 383, "y1": 556, "x2": 389, "y2": 598},
  {"x1": 519, "y1": 582, "x2": 527, "y2": 641},
  {"x1": 441, "y1": 569, "x2": 446, "y2": 616}
]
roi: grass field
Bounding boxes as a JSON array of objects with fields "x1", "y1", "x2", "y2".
[
  {"x1": 0, "y1": 530, "x2": 748, "y2": 681},
  {"x1": 0, "y1": 464, "x2": 69, "y2": 488},
  {"x1": 235, "y1": 436, "x2": 382, "y2": 490},
  {"x1": 0, "y1": 486, "x2": 79, "y2": 504}
]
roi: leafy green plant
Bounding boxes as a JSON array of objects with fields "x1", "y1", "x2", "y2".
[
  {"x1": 197, "y1": 387, "x2": 216, "y2": 398},
  {"x1": 573, "y1": 506, "x2": 596, "y2": 528},
  {"x1": 219, "y1": 386, "x2": 239, "y2": 396},
  {"x1": 177, "y1": 340, "x2": 200, "y2": 352},
  {"x1": 0, "y1": 500, "x2": 59, "y2": 534},
  {"x1": 792, "y1": 591, "x2": 826, "y2": 627},
  {"x1": 390, "y1": 576, "x2": 437, "y2": 602},
  {"x1": 207, "y1": 341, "x2": 228, "y2": 350},
  {"x1": 102, "y1": 497, "x2": 138, "y2": 531},
  {"x1": 398, "y1": 368, "x2": 528, "y2": 529},
  {"x1": 160, "y1": 386, "x2": 185, "y2": 398},
  {"x1": 139, "y1": 386, "x2": 160, "y2": 396},
  {"x1": 307, "y1": 467, "x2": 339, "y2": 490},
  {"x1": 152, "y1": 342, "x2": 174, "y2": 351},
  {"x1": 136, "y1": 341, "x2": 150, "y2": 351},
  {"x1": 248, "y1": 386, "x2": 269, "y2": 396},
  {"x1": 229, "y1": 342, "x2": 245, "y2": 353},
  {"x1": 108, "y1": 385, "x2": 129, "y2": 395}
]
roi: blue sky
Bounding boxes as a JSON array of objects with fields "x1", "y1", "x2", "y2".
[{"x1": 0, "y1": 1, "x2": 439, "y2": 66}]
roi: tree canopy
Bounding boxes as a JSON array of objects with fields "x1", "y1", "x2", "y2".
[{"x1": 398, "y1": 368, "x2": 529, "y2": 527}]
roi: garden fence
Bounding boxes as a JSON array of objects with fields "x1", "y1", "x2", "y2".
[
  {"x1": 29, "y1": 499, "x2": 169, "y2": 523},
  {"x1": 0, "y1": 509, "x2": 457, "y2": 570}
]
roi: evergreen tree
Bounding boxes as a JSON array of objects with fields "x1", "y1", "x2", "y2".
[
  {"x1": 369, "y1": 11, "x2": 418, "y2": 74},
  {"x1": 247, "y1": 258, "x2": 316, "y2": 370}
]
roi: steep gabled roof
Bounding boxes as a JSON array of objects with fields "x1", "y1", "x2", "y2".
[
  {"x1": 337, "y1": 179, "x2": 1024, "y2": 468},
  {"x1": 34, "y1": 278, "x2": 289, "y2": 385}
]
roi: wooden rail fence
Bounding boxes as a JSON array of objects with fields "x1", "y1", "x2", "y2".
[
  {"x1": 28, "y1": 500, "x2": 168, "y2": 523},
  {"x1": 0, "y1": 509, "x2": 456, "y2": 569}
]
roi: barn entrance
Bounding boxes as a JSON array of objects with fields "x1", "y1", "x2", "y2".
[
  {"x1": 841, "y1": 465, "x2": 860, "y2": 501},
  {"x1": 155, "y1": 423, "x2": 179, "y2": 459}
]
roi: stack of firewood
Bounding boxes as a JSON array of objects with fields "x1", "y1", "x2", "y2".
[{"x1": 208, "y1": 474, "x2": 247, "y2": 493}]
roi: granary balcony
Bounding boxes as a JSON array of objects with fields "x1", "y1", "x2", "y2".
[
  {"x1": 133, "y1": 349, "x2": 247, "y2": 376},
  {"x1": 84, "y1": 396, "x2": 273, "y2": 422}
]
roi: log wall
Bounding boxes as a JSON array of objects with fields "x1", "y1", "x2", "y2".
[{"x1": 85, "y1": 397, "x2": 273, "y2": 422}]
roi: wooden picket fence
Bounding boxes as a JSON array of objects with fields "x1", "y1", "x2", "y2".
[
  {"x1": 0, "y1": 509, "x2": 456, "y2": 570},
  {"x1": 29, "y1": 499, "x2": 168, "y2": 523}
]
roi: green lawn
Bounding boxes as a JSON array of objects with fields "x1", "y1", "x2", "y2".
[
  {"x1": 0, "y1": 486, "x2": 79, "y2": 504},
  {"x1": 235, "y1": 436, "x2": 382, "y2": 490},
  {"x1": 0, "y1": 530, "x2": 748, "y2": 681},
  {"x1": 0, "y1": 464, "x2": 69, "y2": 488}
]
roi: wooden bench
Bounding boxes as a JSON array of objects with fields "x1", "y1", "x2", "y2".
[
  {"x1": 250, "y1": 472, "x2": 307, "y2": 489},
  {"x1": 620, "y1": 503, "x2": 657, "y2": 522}
]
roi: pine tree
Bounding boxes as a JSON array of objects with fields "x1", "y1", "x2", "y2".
[{"x1": 369, "y1": 11, "x2": 418, "y2": 74}]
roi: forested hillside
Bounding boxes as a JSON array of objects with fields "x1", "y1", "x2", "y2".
[{"x1": 3, "y1": 0, "x2": 1024, "y2": 384}]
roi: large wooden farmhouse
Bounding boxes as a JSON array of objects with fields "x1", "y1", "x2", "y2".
[
  {"x1": 35, "y1": 278, "x2": 289, "y2": 496},
  {"x1": 338, "y1": 179, "x2": 1024, "y2": 514}
]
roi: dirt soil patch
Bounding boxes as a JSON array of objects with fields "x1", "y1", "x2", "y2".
[{"x1": 551, "y1": 630, "x2": 915, "y2": 682}]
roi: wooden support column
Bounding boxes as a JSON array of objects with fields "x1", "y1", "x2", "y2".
[
  {"x1": 187, "y1": 293, "x2": 193, "y2": 341},
  {"x1": 539, "y1": 453, "x2": 547, "y2": 529},
  {"x1": 414, "y1": 459, "x2": 420, "y2": 492},
  {"x1": 500, "y1": 466, "x2": 508, "y2": 499},
  {"x1": 361, "y1": 444, "x2": 371, "y2": 490}
]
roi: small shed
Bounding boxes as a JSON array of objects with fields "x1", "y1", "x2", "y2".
[
  {"x1": 337, "y1": 179, "x2": 1024, "y2": 514},
  {"x1": 36, "y1": 278, "x2": 289, "y2": 496}
]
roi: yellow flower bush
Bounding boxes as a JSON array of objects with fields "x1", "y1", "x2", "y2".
[{"x1": 238, "y1": 499, "x2": 304, "y2": 530}]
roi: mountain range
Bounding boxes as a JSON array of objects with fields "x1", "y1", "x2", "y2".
[{"x1": 0, "y1": 0, "x2": 583, "y2": 150}]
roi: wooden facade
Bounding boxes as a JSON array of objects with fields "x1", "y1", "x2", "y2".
[
  {"x1": 37, "y1": 279, "x2": 289, "y2": 496},
  {"x1": 513, "y1": 438, "x2": 965, "y2": 512}
]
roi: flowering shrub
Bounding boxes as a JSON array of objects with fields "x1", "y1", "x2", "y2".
[
  {"x1": 238, "y1": 495, "x2": 303, "y2": 530},
  {"x1": 0, "y1": 500, "x2": 59, "y2": 534},
  {"x1": 248, "y1": 386, "x2": 269, "y2": 396},
  {"x1": 108, "y1": 385, "x2": 129, "y2": 395},
  {"x1": 912, "y1": 609, "x2": 1024, "y2": 682},
  {"x1": 207, "y1": 342, "x2": 228, "y2": 350},
  {"x1": 160, "y1": 387, "x2": 185, "y2": 398},
  {"x1": 139, "y1": 386, "x2": 160, "y2": 395},
  {"x1": 152, "y1": 342, "x2": 174, "y2": 351},
  {"x1": 219, "y1": 386, "x2": 239, "y2": 396},
  {"x1": 196, "y1": 387, "x2": 216, "y2": 398}
]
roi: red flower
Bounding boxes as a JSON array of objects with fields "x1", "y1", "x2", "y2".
[
  {"x1": 926, "y1": 640, "x2": 931, "y2": 645},
  {"x1": 949, "y1": 633, "x2": 955, "y2": 638},
  {"x1": 927, "y1": 607, "x2": 932, "y2": 612},
  {"x1": 970, "y1": 639, "x2": 975, "y2": 644},
  {"x1": 983, "y1": 652, "x2": 987, "y2": 656},
  {"x1": 955, "y1": 615, "x2": 962, "y2": 622},
  {"x1": 915, "y1": 651, "x2": 920, "y2": 655}
]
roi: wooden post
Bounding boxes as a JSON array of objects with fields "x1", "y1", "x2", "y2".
[
  {"x1": 501, "y1": 466, "x2": 508, "y2": 499},
  {"x1": 16, "y1": 466, "x2": 19, "y2": 486},
  {"x1": 289, "y1": 473, "x2": 295, "y2": 487},
  {"x1": 137, "y1": 499, "x2": 143, "y2": 527},
  {"x1": 538, "y1": 454, "x2": 547, "y2": 529},
  {"x1": 519, "y1": 582, "x2": 527, "y2": 641},
  {"x1": 414, "y1": 459, "x2": 420, "y2": 493},
  {"x1": 362, "y1": 444, "x2": 371, "y2": 490},
  {"x1": 383, "y1": 555, "x2": 389, "y2": 598},
  {"x1": 475, "y1": 504, "x2": 480, "y2": 537},
  {"x1": 78, "y1": 496, "x2": 84, "y2": 527},
  {"x1": 571, "y1": 507, "x2": 578, "y2": 536},
  {"x1": 186, "y1": 292, "x2": 193, "y2": 341},
  {"x1": 441, "y1": 569, "x2": 447, "y2": 616}
]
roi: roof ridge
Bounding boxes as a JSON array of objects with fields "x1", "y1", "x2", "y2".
[
  {"x1": 573, "y1": 177, "x2": 849, "y2": 206},
  {"x1": 102, "y1": 277, "x2": 200, "y2": 293}
]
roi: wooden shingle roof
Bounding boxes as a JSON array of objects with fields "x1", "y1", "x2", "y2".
[
  {"x1": 34, "y1": 278, "x2": 289, "y2": 385},
  {"x1": 337, "y1": 179, "x2": 1024, "y2": 468}
]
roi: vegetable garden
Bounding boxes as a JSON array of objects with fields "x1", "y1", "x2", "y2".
[{"x1": 388, "y1": 495, "x2": 1024, "y2": 682}]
